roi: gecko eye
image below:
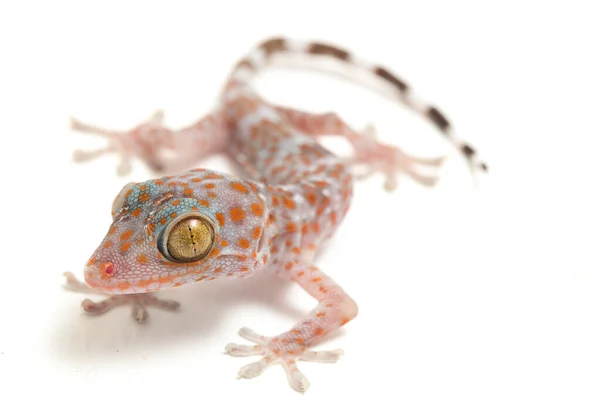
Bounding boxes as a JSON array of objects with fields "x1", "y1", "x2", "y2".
[
  {"x1": 160, "y1": 213, "x2": 215, "y2": 263},
  {"x1": 111, "y1": 182, "x2": 136, "y2": 216}
]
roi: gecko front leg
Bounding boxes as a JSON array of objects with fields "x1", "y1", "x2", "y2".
[
  {"x1": 70, "y1": 108, "x2": 228, "y2": 176},
  {"x1": 225, "y1": 264, "x2": 357, "y2": 392},
  {"x1": 63, "y1": 272, "x2": 180, "y2": 323}
]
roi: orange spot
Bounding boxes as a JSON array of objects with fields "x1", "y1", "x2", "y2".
[
  {"x1": 251, "y1": 203, "x2": 263, "y2": 216},
  {"x1": 252, "y1": 227, "x2": 262, "y2": 239},
  {"x1": 311, "y1": 277, "x2": 322, "y2": 283},
  {"x1": 191, "y1": 178, "x2": 202, "y2": 183},
  {"x1": 291, "y1": 247, "x2": 301, "y2": 255},
  {"x1": 192, "y1": 206, "x2": 199, "y2": 211},
  {"x1": 170, "y1": 212, "x2": 177, "y2": 218},
  {"x1": 230, "y1": 208, "x2": 245, "y2": 221},
  {"x1": 305, "y1": 192, "x2": 317, "y2": 205},
  {"x1": 238, "y1": 238, "x2": 251, "y2": 249},
  {"x1": 161, "y1": 218, "x2": 167, "y2": 225},
  {"x1": 204, "y1": 183, "x2": 215, "y2": 189},
  {"x1": 240, "y1": 266, "x2": 249, "y2": 272},
  {"x1": 120, "y1": 242, "x2": 131, "y2": 252},
  {"x1": 184, "y1": 188, "x2": 193, "y2": 196},
  {"x1": 316, "y1": 312, "x2": 325, "y2": 318},
  {"x1": 172, "y1": 200, "x2": 181, "y2": 206},
  {"x1": 330, "y1": 212, "x2": 337, "y2": 225},
  {"x1": 296, "y1": 338, "x2": 304, "y2": 344},
  {"x1": 103, "y1": 241, "x2": 113, "y2": 249},
  {"x1": 282, "y1": 196, "x2": 296, "y2": 209},
  {"x1": 312, "y1": 221, "x2": 320, "y2": 233},
  {"x1": 199, "y1": 199, "x2": 209, "y2": 207},
  {"x1": 248, "y1": 181, "x2": 259, "y2": 193},
  {"x1": 237, "y1": 255, "x2": 248, "y2": 262},
  {"x1": 272, "y1": 196, "x2": 280, "y2": 206},
  {"x1": 86, "y1": 257, "x2": 96, "y2": 266},
  {"x1": 108, "y1": 226, "x2": 117, "y2": 235},
  {"x1": 301, "y1": 223, "x2": 309, "y2": 235},
  {"x1": 286, "y1": 222, "x2": 298, "y2": 233},
  {"x1": 120, "y1": 230, "x2": 133, "y2": 241},
  {"x1": 214, "y1": 267, "x2": 223, "y2": 273},
  {"x1": 138, "y1": 193, "x2": 149, "y2": 202},
  {"x1": 131, "y1": 208, "x2": 141, "y2": 217},
  {"x1": 215, "y1": 213, "x2": 225, "y2": 226},
  {"x1": 341, "y1": 317, "x2": 350, "y2": 325},
  {"x1": 314, "y1": 327, "x2": 324, "y2": 336},
  {"x1": 231, "y1": 182, "x2": 247, "y2": 193},
  {"x1": 204, "y1": 173, "x2": 223, "y2": 179},
  {"x1": 118, "y1": 282, "x2": 131, "y2": 291},
  {"x1": 159, "y1": 276, "x2": 172, "y2": 284},
  {"x1": 221, "y1": 240, "x2": 228, "y2": 246},
  {"x1": 297, "y1": 271, "x2": 305, "y2": 277},
  {"x1": 284, "y1": 262, "x2": 293, "y2": 271},
  {"x1": 207, "y1": 192, "x2": 217, "y2": 198},
  {"x1": 137, "y1": 254, "x2": 148, "y2": 263},
  {"x1": 154, "y1": 179, "x2": 164, "y2": 185},
  {"x1": 136, "y1": 280, "x2": 150, "y2": 289}
]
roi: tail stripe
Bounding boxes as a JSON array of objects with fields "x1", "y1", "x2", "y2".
[{"x1": 228, "y1": 37, "x2": 488, "y2": 173}]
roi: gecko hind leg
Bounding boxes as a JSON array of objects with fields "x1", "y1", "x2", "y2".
[
  {"x1": 349, "y1": 122, "x2": 445, "y2": 190},
  {"x1": 275, "y1": 107, "x2": 445, "y2": 191},
  {"x1": 63, "y1": 272, "x2": 180, "y2": 323}
]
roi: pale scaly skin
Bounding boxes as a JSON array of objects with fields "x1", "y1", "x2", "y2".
[{"x1": 64, "y1": 36, "x2": 487, "y2": 392}]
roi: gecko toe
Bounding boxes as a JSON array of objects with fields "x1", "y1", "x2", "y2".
[
  {"x1": 282, "y1": 360, "x2": 310, "y2": 393},
  {"x1": 237, "y1": 356, "x2": 275, "y2": 379},
  {"x1": 225, "y1": 343, "x2": 264, "y2": 356}
]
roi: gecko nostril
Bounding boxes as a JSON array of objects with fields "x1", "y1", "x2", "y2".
[{"x1": 100, "y1": 262, "x2": 115, "y2": 277}]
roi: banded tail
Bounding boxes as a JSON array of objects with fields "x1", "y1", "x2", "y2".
[{"x1": 227, "y1": 36, "x2": 488, "y2": 174}]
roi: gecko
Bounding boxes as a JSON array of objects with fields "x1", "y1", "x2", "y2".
[{"x1": 63, "y1": 37, "x2": 487, "y2": 392}]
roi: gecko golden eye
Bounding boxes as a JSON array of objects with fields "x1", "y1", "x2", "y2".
[{"x1": 162, "y1": 214, "x2": 215, "y2": 263}]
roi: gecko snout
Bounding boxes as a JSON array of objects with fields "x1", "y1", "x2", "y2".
[{"x1": 84, "y1": 261, "x2": 117, "y2": 290}]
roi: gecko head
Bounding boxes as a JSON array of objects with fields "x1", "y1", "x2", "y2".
[{"x1": 83, "y1": 170, "x2": 271, "y2": 294}]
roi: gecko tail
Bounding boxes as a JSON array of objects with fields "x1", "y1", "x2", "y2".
[{"x1": 227, "y1": 36, "x2": 488, "y2": 175}]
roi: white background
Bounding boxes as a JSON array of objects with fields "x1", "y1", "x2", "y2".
[{"x1": 1, "y1": 1, "x2": 599, "y2": 399}]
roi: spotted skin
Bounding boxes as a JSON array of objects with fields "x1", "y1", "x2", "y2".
[{"x1": 65, "y1": 36, "x2": 487, "y2": 392}]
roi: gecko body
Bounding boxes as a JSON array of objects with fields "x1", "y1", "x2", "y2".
[{"x1": 65, "y1": 37, "x2": 487, "y2": 392}]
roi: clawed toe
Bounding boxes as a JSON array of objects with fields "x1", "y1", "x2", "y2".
[
  {"x1": 225, "y1": 327, "x2": 345, "y2": 392},
  {"x1": 63, "y1": 272, "x2": 180, "y2": 323},
  {"x1": 69, "y1": 115, "x2": 135, "y2": 176}
]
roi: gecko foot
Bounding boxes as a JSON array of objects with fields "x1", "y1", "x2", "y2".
[
  {"x1": 225, "y1": 327, "x2": 344, "y2": 393},
  {"x1": 63, "y1": 272, "x2": 180, "y2": 323},
  {"x1": 70, "y1": 110, "x2": 166, "y2": 176},
  {"x1": 350, "y1": 124, "x2": 445, "y2": 191}
]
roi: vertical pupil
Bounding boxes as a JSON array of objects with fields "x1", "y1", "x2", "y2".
[{"x1": 166, "y1": 216, "x2": 214, "y2": 262}]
